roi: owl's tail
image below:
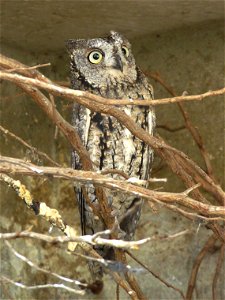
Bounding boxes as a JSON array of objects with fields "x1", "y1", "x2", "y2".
[
  {"x1": 87, "y1": 260, "x2": 104, "y2": 294},
  {"x1": 87, "y1": 245, "x2": 116, "y2": 293}
]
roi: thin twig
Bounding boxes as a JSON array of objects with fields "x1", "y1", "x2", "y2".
[
  {"x1": 186, "y1": 234, "x2": 218, "y2": 300},
  {"x1": 156, "y1": 124, "x2": 186, "y2": 132},
  {"x1": 1, "y1": 91, "x2": 25, "y2": 100},
  {"x1": 148, "y1": 71, "x2": 216, "y2": 180},
  {"x1": 212, "y1": 243, "x2": 225, "y2": 300},
  {"x1": 116, "y1": 283, "x2": 120, "y2": 300},
  {"x1": 76, "y1": 242, "x2": 139, "y2": 300},
  {"x1": 153, "y1": 229, "x2": 191, "y2": 241},
  {"x1": 0, "y1": 275, "x2": 85, "y2": 295},
  {"x1": 4, "y1": 63, "x2": 51, "y2": 73},
  {"x1": 4, "y1": 240, "x2": 87, "y2": 287},
  {"x1": 126, "y1": 250, "x2": 185, "y2": 299},
  {"x1": 0, "y1": 125, "x2": 61, "y2": 167},
  {"x1": 71, "y1": 251, "x2": 145, "y2": 274}
]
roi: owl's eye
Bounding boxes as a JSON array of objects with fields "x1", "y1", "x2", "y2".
[
  {"x1": 122, "y1": 46, "x2": 129, "y2": 57},
  {"x1": 88, "y1": 50, "x2": 103, "y2": 64}
]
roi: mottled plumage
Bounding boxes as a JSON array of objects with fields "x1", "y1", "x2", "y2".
[{"x1": 66, "y1": 31, "x2": 155, "y2": 280}]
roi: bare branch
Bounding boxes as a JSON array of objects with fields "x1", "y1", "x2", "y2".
[
  {"x1": 4, "y1": 240, "x2": 87, "y2": 288},
  {"x1": 0, "y1": 125, "x2": 61, "y2": 167},
  {"x1": 1, "y1": 70, "x2": 224, "y2": 106},
  {"x1": 126, "y1": 250, "x2": 185, "y2": 299},
  {"x1": 0, "y1": 275, "x2": 85, "y2": 295},
  {"x1": 4, "y1": 62, "x2": 51, "y2": 73},
  {"x1": 212, "y1": 243, "x2": 225, "y2": 300},
  {"x1": 1, "y1": 69, "x2": 224, "y2": 205},
  {"x1": 75, "y1": 241, "x2": 139, "y2": 299},
  {"x1": 116, "y1": 284, "x2": 120, "y2": 300},
  {"x1": 186, "y1": 234, "x2": 218, "y2": 300},
  {"x1": 157, "y1": 124, "x2": 185, "y2": 132},
  {"x1": 148, "y1": 71, "x2": 217, "y2": 181},
  {"x1": 0, "y1": 173, "x2": 140, "y2": 299},
  {"x1": 71, "y1": 251, "x2": 145, "y2": 274},
  {"x1": 0, "y1": 53, "x2": 52, "y2": 82},
  {"x1": 0, "y1": 230, "x2": 151, "y2": 250},
  {"x1": 1, "y1": 54, "x2": 224, "y2": 299},
  {"x1": 1, "y1": 157, "x2": 225, "y2": 219}
]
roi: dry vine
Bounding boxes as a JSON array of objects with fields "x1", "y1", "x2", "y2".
[{"x1": 0, "y1": 53, "x2": 224, "y2": 299}]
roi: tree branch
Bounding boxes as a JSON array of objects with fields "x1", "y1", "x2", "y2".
[
  {"x1": 148, "y1": 71, "x2": 217, "y2": 181},
  {"x1": 1, "y1": 157, "x2": 225, "y2": 219},
  {"x1": 0, "y1": 69, "x2": 224, "y2": 205},
  {"x1": 0, "y1": 230, "x2": 151, "y2": 250},
  {"x1": 212, "y1": 243, "x2": 225, "y2": 300},
  {"x1": 0, "y1": 173, "x2": 142, "y2": 299},
  {"x1": 186, "y1": 234, "x2": 218, "y2": 300},
  {"x1": 0, "y1": 55, "x2": 145, "y2": 298},
  {"x1": 1, "y1": 69, "x2": 224, "y2": 106},
  {"x1": 0, "y1": 125, "x2": 60, "y2": 167},
  {"x1": 0, "y1": 276, "x2": 85, "y2": 295}
]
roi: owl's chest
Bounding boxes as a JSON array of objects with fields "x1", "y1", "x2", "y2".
[{"x1": 81, "y1": 106, "x2": 149, "y2": 178}]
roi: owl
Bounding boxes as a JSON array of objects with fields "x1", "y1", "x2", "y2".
[{"x1": 66, "y1": 31, "x2": 155, "y2": 283}]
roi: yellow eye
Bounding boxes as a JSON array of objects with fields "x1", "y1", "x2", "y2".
[
  {"x1": 88, "y1": 50, "x2": 103, "y2": 64},
  {"x1": 122, "y1": 46, "x2": 129, "y2": 57}
]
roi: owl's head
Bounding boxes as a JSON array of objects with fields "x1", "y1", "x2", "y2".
[{"x1": 66, "y1": 31, "x2": 138, "y2": 90}]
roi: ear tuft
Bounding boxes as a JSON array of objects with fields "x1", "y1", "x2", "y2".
[{"x1": 65, "y1": 39, "x2": 77, "y2": 53}]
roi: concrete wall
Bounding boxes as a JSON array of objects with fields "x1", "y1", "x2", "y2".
[{"x1": 0, "y1": 2, "x2": 224, "y2": 299}]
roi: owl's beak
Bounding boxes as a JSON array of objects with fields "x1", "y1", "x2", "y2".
[{"x1": 113, "y1": 56, "x2": 123, "y2": 72}]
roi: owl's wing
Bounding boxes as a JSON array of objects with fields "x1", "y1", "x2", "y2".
[
  {"x1": 146, "y1": 89, "x2": 156, "y2": 181},
  {"x1": 71, "y1": 103, "x2": 87, "y2": 235},
  {"x1": 135, "y1": 69, "x2": 155, "y2": 180}
]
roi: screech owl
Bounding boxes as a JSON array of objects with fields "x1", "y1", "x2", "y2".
[{"x1": 66, "y1": 31, "x2": 155, "y2": 281}]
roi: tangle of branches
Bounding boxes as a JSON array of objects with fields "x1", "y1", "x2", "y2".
[{"x1": 0, "y1": 53, "x2": 224, "y2": 299}]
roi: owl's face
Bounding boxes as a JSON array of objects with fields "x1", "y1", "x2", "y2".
[{"x1": 66, "y1": 31, "x2": 138, "y2": 89}]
